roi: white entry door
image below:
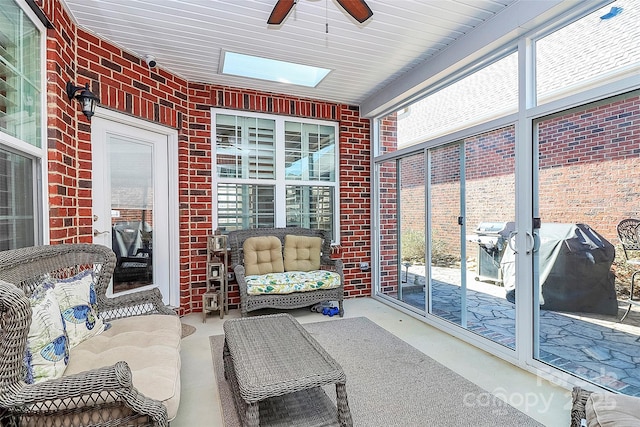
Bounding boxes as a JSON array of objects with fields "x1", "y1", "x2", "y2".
[{"x1": 91, "y1": 109, "x2": 178, "y2": 307}]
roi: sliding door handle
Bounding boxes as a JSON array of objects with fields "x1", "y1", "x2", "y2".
[
  {"x1": 525, "y1": 231, "x2": 535, "y2": 254},
  {"x1": 508, "y1": 231, "x2": 518, "y2": 254}
]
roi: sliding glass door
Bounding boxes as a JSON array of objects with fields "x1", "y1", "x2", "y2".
[
  {"x1": 429, "y1": 143, "x2": 464, "y2": 324},
  {"x1": 532, "y1": 91, "x2": 640, "y2": 396},
  {"x1": 376, "y1": 127, "x2": 517, "y2": 349},
  {"x1": 377, "y1": 153, "x2": 427, "y2": 312},
  {"x1": 427, "y1": 128, "x2": 517, "y2": 348}
]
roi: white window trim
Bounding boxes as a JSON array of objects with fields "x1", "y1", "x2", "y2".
[
  {"x1": 0, "y1": 0, "x2": 49, "y2": 245},
  {"x1": 211, "y1": 108, "x2": 340, "y2": 242}
]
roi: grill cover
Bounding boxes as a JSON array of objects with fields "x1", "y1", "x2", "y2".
[{"x1": 501, "y1": 223, "x2": 617, "y2": 315}]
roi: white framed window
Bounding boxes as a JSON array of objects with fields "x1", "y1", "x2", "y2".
[
  {"x1": 212, "y1": 109, "x2": 339, "y2": 242},
  {"x1": 0, "y1": 0, "x2": 47, "y2": 250}
]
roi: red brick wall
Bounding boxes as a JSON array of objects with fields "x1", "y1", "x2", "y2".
[
  {"x1": 377, "y1": 114, "x2": 399, "y2": 294},
  {"x1": 379, "y1": 91, "x2": 639, "y2": 260},
  {"x1": 430, "y1": 143, "x2": 463, "y2": 253},
  {"x1": 422, "y1": 93, "x2": 640, "y2": 253},
  {"x1": 186, "y1": 87, "x2": 372, "y2": 310},
  {"x1": 42, "y1": 0, "x2": 372, "y2": 315},
  {"x1": 399, "y1": 153, "x2": 426, "y2": 235},
  {"x1": 41, "y1": 0, "x2": 186, "y2": 246},
  {"x1": 537, "y1": 93, "x2": 640, "y2": 241},
  {"x1": 379, "y1": 126, "x2": 516, "y2": 260}
]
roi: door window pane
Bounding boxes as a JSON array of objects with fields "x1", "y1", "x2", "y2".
[
  {"x1": 0, "y1": 1, "x2": 41, "y2": 146},
  {"x1": 429, "y1": 143, "x2": 463, "y2": 324},
  {"x1": 109, "y1": 138, "x2": 154, "y2": 292},
  {"x1": 0, "y1": 147, "x2": 34, "y2": 250},
  {"x1": 464, "y1": 126, "x2": 516, "y2": 348},
  {"x1": 377, "y1": 159, "x2": 400, "y2": 301}
]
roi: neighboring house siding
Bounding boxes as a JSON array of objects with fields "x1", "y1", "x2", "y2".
[{"x1": 41, "y1": 0, "x2": 371, "y2": 314}]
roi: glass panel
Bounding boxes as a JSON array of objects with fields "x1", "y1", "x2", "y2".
[
  {"x1": 0, "y1": 147, "x2": 34, "y2": 249},
  {"x1": 429, "y1": 143, "x2": 463, "y2": 324},
  {"x1": 109, "y1": 138, "x2": 154, "y2": 292},
  {"x1": 284, "y1": 122, "x2": 335, "y2": 181},
  {"x1": 464, "y1": 126, "x2": 516, "y2": 348},
  {"x1": 398, "y1": 153, "x2": 426, "y2": 312},
  {"x1": 534, "y1": 90, "x2": 640, "y2": 396},
  {"x1": 536, "y1": 0, "x2": 640, "y2": 105},
  {"x1": 286, "y1": 185, "x2": 334, "y2": 240},
  {"x1": 216, "y1": 183, "x2": 275, "y2": 231},
  {"x1": 215, "y1": 114, "x2": 275, "y2": 179},
  {"x1": 0, "y1": 1, "x2": 41, "y2": 146},
  {"x1": 376, "y1": 52, "x2": 517, "y2": 154},
  {"x1": 377, "y1": 159, "x2": 401, "y2": 302}
]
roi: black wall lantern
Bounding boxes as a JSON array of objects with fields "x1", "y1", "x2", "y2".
[{"x1": 66, "y1": 81, "x2": 100, "y2": 120}]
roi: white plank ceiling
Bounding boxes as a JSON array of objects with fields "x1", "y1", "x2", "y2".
[{"x1": 60, "y1": 0, "x2": 517, "y2": 106}]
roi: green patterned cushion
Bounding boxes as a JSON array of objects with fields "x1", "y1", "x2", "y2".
[{"x1": 246, "y1": 270, "x2": 341, "y2": 295}]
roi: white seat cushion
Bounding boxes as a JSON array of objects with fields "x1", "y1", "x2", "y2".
[
  {"x1": 66, "y1": 314, "x2": 181, "y2": 420},
  {"x1": 586, "y1": 392, "x2": 640, "y2": 427}
]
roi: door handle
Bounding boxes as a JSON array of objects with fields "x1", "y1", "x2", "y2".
[
  {"x1": 508, "y1": 231, "x2": 518, "y2": 254},
  {"x1": 93, "y1": 229, "x2": 109, "y2": 237},
  {"x1": 525, "y1": 231, "x2": 535, "y2": 254},
  {"x1": 507, "y1": 230, "x2": 536, "y2": 254}
]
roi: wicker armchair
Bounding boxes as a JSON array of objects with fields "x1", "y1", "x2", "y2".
[
  {"x1": 570, "y1": 387, "x2": 592, "y2": 427},
  {"x1": 228, "y1": 227, "x2": 345, "y2": 317},
  {"x1": 0, "y1": 244, "x2": 175, "y2": 427}
]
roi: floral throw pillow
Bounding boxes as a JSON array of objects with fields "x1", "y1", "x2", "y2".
[
  {"x1": 26, "y1": 284, "x2": 70, "y2": 383},
  {"x1": 50, "y1": 269, "x2": 105, "y2": 348}
]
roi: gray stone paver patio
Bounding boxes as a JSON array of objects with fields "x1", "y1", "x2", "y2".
[{"x1": 392, "y1": 265, "x2": 640, "y2": 396}]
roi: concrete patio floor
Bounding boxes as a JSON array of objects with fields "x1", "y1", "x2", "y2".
[{"x1": 175, "y1": 297, "x2": 571, "y2": 427}]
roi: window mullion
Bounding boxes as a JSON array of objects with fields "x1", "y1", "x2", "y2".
[{"x1": 274, "y1": 116, "x2": 286, "y2": 227}]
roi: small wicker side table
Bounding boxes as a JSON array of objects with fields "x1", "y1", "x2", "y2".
[{"x1": 223, "y1": 313, "x2": 353, "y2": 427}]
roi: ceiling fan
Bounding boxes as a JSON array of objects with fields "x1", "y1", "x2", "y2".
[{"x1": 268, "y1": 0, "x2": 373, "y2": 25}]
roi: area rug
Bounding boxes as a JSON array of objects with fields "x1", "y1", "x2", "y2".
[
  {"x1": 181, "y1": 323, "x2": 196, "y2": 338},
  {"x1": 209, "y1": 317, "x2": 543, "y2": 426}
]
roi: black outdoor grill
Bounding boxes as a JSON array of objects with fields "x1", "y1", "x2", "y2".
[{"x1": 467, "y1": 222, "x2": 515, "y2": 283}]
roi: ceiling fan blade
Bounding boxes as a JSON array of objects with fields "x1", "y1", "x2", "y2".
[
  {"x1": 268, "y1": 0, "x2": 296, "y2": 25},
  {"x1": 335, "y1": 0, "x2": 373, "y2": 23}
]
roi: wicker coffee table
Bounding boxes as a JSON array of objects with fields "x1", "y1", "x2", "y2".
[{"x1": 223, "y1": 313, "x2": 353, "y2": 427}]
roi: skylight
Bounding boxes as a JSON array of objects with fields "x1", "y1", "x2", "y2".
[{"x1": 221, "y1": 51, "x2": 331, "y2": 88}]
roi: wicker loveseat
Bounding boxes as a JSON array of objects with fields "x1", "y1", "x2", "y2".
[
  {"x1": 0, "y1": 244, "x2": 180, "y2": 427},
  {"x1": 228, "y1": 227, "x2": 344, "y2": 317}
]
